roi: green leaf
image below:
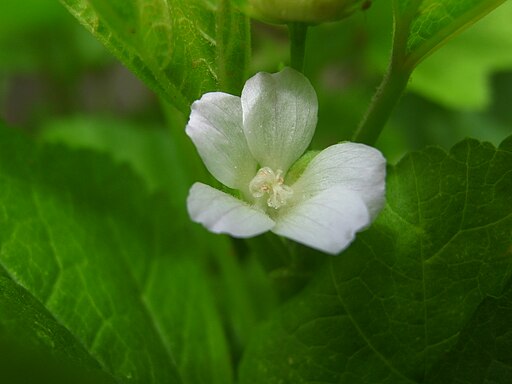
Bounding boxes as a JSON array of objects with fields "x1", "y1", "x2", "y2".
[
  {"x1": 59, "y1": 0, "x2": 249, "y2": 112},
  {"x1": 40, "y1": 116, "x2": 190, "y2": 195},
  {"x1": 39, "y1": 115, "x2": 280, "y2": 358},
  {"x1": 0, "y1": 123, "x2": 233, "y2": 384},
  {"x1": 239, "y1": 136, "x2": 512, "y2": 383},
  {"x1": 409, "y1": 1, "x2": 512, "y2": 109},
  {"x1": 0, "y1": 271, "x2": 116, "y2": 384},
  {"x1": 215, "y1": 0, "x2": 251, "y2": 94},
  {"x1": 353, "y1": 0, "x2": 509, "y2": 145},
  {"x1": 395, "y1": 0, "x2": 507, "y2": 68},
  {"x1": 425, "y1": 280, "x2": 512, "y2": 383}
]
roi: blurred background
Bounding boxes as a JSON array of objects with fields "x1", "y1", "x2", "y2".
[{"x1": 1, "y1": 0, "x2": 511, "y2": 167}]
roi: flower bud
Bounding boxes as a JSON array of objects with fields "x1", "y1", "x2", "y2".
[{"x1": 233, "y1": 0, "x2": 370, "y2": 24}]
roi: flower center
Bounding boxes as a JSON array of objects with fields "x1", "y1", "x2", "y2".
[{"x1": 249, "y1": 167, "x2": 293, "y2": 209}]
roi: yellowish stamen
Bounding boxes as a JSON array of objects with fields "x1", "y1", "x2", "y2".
[{"x1": 249, "y1": 167, "x2": 293, "y2": 209}]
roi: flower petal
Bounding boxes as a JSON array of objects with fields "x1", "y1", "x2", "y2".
[
  {"x1": 292, "y1": 142, "x2": 386, "y2": 219},
  {"x1": 186, "y1": 92, "x2": 257, "y2": 189},
  {"x1": 273, "y1": 187, "x2": 370, "y2": 255},
  {"x1": 187, "y1": 182, "x2": 275, "y2": 237},
  {"x1": 241, "y1": 67, "x2": 317, "y2": 172}
]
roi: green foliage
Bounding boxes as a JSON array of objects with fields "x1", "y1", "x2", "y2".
[
  {"x1": 396, "y1": 0, "x2": 507, "y2": 68},
  {"x1": 0, "y1": 0, "x2": 105, "y2": 76},
  {"x1": 352, "y1": 0, "x2": 508, "y2": 145},
  {"x1": 232, "y1": 0, "x2": 366, "y2": 24},
  {"x1": 409, "y1": 1, "x2": 512, "y2": 109},
  {"x1": 239, "y1": 136, "x2": 512, "y2": 383},
  {"x1": 2, "y1": 0, "x2": 512, "y2": 382},
  {"x1": 0, "y1": 272, "x2": 116, "y2": 384},
  {"x1": 59, "y1": 0, "x2": 249, "y2": 113},
  {"x1": 426, "y1": 281, "x2": 512, "y2": 383},
  {"x1": 40, "y1": 115, "x2": 279, "y2": 359},
  {"x1": 0, "y1": 0, "x2": 62, "y2": 37},
  {"x1": 0, "y1": 123, "x2": 234, "y2": 384},
  {"x1": 40, "y1": 116, "x2": 190, "y2": 194}
]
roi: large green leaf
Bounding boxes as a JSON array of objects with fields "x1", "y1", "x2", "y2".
[
  {"x1": 40, "y1": 116, "x2": 190, "y2": 195},
  {"x1": 0, "y1": 123, "x2": 233, "y2": 384},
  {"x1": 59, "y1": 0, "x2": 249, "y2": 113},
  {"x1": 239, "y1": 136, "x2": 512, "y2": 383},
  {"x1": 0, "y1": 269, "x2": 116, "y2": 384},
  {"x1": 395, "y1": 0, "x2": 507, "y2": 68},
  {"x1": 39, "y1": 115, "x2": 279, "y2": 357}
]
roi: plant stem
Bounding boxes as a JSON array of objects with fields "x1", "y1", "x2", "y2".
[
  {"x1": 352, "y1": 0, "x2": 419, "y2": 146},
  {"x1": 351, "y1": 66, "x2": 411, "y2": 146},
  {"x1": 288, "y1": 23, "x2": 308, "y2": 73}
]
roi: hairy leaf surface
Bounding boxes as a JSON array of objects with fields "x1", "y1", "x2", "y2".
[
  {"x1": 395, "y1": 0, "x2": 507, "y2": 67},
  {"x1": 59, "y1": 0, "x2": 249, "y2": 112}
]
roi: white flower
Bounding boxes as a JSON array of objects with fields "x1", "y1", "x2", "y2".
[{"x1": 185, "y1": 68, "x2": 386, "y2": 255}]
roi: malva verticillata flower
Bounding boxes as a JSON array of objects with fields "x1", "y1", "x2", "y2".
[{"x1": 185, "y1": 68, "x2": 386, "y2": 254}]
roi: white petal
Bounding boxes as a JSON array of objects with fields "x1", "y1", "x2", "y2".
[
  {"x1": 241, "y1": 67, "x2": 318, "y2": 172},
  {"x1": 292, "y1": 142, "x2": 386, "y2": 219},
  {"x1": 186, "y1": 92, "x2": 257, "y2": 190},
  {"x1": 187, "y1": 182, "x2": 275, "y2": 237},
  {"x1": 273, "y1": 187, "x2": 370, "y2": 255}
]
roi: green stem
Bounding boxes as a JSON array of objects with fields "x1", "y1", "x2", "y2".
[
  {"x1": 351, "y1": 66, "x2": 411, "y2": 146},
  {"x1": 288, "y1": 23, "x2": 308, "y2": 72},
  {"x1": 352, "y1": 0, "x2": 419, "y2": 146}
]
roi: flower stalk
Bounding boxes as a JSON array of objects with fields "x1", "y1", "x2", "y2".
[
  {"x1": 288, "y1": 22, "x2": 308, "y2": 73},
  {"x1": 352, "y1": 66, "x2": 411, "y2": 145},
  {"x1": 352, "y1": 0, "x2": 420, "y2": 146}
]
